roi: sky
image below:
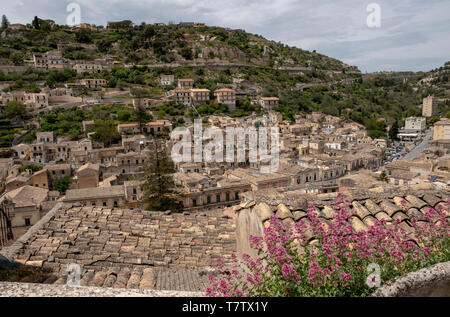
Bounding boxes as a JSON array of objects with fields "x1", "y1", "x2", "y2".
[{"x1": 1, "y1": 0, "x2": 449, "y2": 73}]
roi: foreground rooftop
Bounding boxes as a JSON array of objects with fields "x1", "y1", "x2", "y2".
[{"x1": 1, "y1": 204, "x2": 235, "y2": 292}]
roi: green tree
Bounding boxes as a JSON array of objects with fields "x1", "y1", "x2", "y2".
[
  {"x1": 96, "y1": 39, "x2": 112, "y2": 53},
  {"x1": 10, "y1": 52, "x2": 23, "y2": 66},
  {"x1": 179, "y1": 46, "x2": 193, "y2": 60},
  {"x1": 1, "y1": 15, "x2": 9, "y2": 29},
  {"x1": 142, "y1": 138, "x2": 182, "y2": 212},
  {"x1": 4, "y1": 101, "x2": 27, "y2": 119},
  {"x1": 93, "y1": 119, "x2": 121, "y2": 147},
  {"x1": 389, "y1": 120, "x2": 399, "y2": 140},
  {"x1": 118, "y1": 109, "x2": 132, "y2": 122},
  {"x1": 75, "y1": 29, "x2": 92, "y2": 43},
  {"x1": 19, "y1": 164, "x2": 43, "y2": 173},
  {"x1": 32, "y1": 16, "x2": 40, "y2": 30},
  {"x1": 378, "y1": 170, "x2": 389, "y2": 183},
  {"x1": 131, "y1": 88, "x2": 150, "y2": 133},
  {"x1": 53, "y1": 176, "x2": 72, "y2": 193}
]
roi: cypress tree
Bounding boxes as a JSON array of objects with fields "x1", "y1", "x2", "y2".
[{"x1": 142, "y1": 138, "x2": 182, "y2": 211}]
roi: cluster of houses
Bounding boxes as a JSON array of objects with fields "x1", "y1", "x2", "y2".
[
  {"x1": 132, "y1": 76, "x2": 279, "y2": 112},
  {"x1": 0, "y1": 120, "x2": 174, "y2": 232},
  {"x1": 28, "y1": 50, "x2": 114, "y2": 73},
  {"x1": 170, "y1": 111, "x2": 386, "y2": 211},
  {"x1": 0, "y1": 109, "x2": 387, "y2": 232},
  {"x1": 0, "y1": 86, "x2": 82, "y2": 113}
]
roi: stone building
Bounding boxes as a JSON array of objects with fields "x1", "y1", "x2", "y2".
[
  {"x1": 36, "y1": 132, "x2": 54, "y2": 144},
  {"x1": 177, "y1": 78, "x2": 194, "y2": 89},
  {"x1": 73, "y1": 63, "x2": 103, "y2": 74},
  {"x1": 0, "y1": 185, "x2": 50, "y2": 228},
  {"x1": 64, "y1": 186, "x2": 126, "y2": 208},
  {"x1": 227, "y1": 168, "x2": 290, "y2": 191},
  {"x1": 214, "y1": 88, "x2": 236, "y2": 111},
  {"x1": 75, "y1": 163, "x2": 100, "y2": 189},
  {"x1": 169, "y1": 89, "x2": 191, "y2": 106},
  {"x1": 190, "y1": 89, "x2": 210, "y2": 105},
  {"x1": 31, "y1": 169, "x2": 49, "y2": 189},
  {"x1": 433, "y1": 120, "x2": 450, "y2": 141},
  {"x1": 422, "y1": 95, "x2": 439, "y2": 117},
  {"x1": 160, "y1": 75, "x2": 175, "y2": 86},
  {"x1": 80, "y1": 78, "x2": 107, "y2": 89},
  {"x1": 258, "y1": 97, "x2": 279, "y2": 110},
  {"x1": 117, "y1": 152, "x2": 147, "y2": 176}
]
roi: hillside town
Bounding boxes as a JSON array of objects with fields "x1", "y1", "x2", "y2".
[{"x1": 0, "y1": 15, "x2": 449, "y2": 298}]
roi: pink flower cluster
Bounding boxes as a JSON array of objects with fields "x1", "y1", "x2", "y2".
[{"x1": 206, "y1": 194, "x2": 450, "y2": 297}]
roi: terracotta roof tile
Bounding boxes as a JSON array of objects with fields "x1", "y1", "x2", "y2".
[
  {"x1": 419, "y1": 194, "x2": 441, "y2": 209},
  {"x1": 293, "y1": 210, "x2": 306, "y2": 221},
  {"x1": 321, "y1": 205, "x2": 335, "y2": 220},
  {"x1": 392, "y1": 211, "x2": 409, "y2": 222},
  {"x1": 352, "y1": 201, "x2": 370, "y2": 219},
  {"x1": 407, "y1": 208, "x2": 426, "y2": 221},
  {"x1": 379, "y1": 199, "x2": 402, "y2": 217},
  {"x1": 393, "y1": 196, "x2": 410, "y2": 210},
  {"x1": 364, "y1": 199, "x2": 382, "y2": 214},
  {"x1": 363, "y1": 215, "x2": 378, "y2": 227},
  {"x1": 405, "y1": 195, "x2": 428, "y2": 209},
  {"x1": 349, "y1": 216, "x2": 368, "y2": 232},
  {"x1": 374, "y1": 211, "x2": 392, "y2": 222},
  {"x1": 275, "y1": 204, "x2": 294, "y2": 220}
]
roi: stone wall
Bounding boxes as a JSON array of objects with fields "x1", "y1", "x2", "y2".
[
  {"x1": 0, "y1": 66, "x2": 29, "y2": 73},
  {"x1": 0, "y1": 282, "x2": 202, "y2": 297},
  {"x1": 371, "y1": 261, "x2": 450, "y2": 297}
]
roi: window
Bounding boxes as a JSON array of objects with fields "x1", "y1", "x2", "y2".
[
  {"x1": 133, "y1": 189, "x2": 137, "y2": 194},
  {"x1": 114, "y1": 201, "x2": 118, "y2": 207},
  {"x1": 207, "y1": 196, "x2": 211, "y2": 204},
  {"x1": 24, "y1": 218, "x2": 31, "y2": 226},
  {"x1": 193, "y1": 199, "x2": 197, "y2": 207},
  {"x1": 297, "y1": 178, "x2": 301, "y2": 184},
  {"x1": 216, "y1": 194, "x2": 220, "y2": 203},
  {"x1": 103, "y1": 202, "x2": 107, "y2": 207}
]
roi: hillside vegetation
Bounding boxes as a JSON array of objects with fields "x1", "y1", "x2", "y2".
[{"x1": 0, "y1": 18, "x2": 449, "y2": 140}]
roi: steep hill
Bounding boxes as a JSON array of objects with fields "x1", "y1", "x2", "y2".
[
  {"x1": 0, "y1": 21, "x2": 358, "y2": 71},
  {"x1": 1, "y1": 19, "x2": 449, "y2": 140}
]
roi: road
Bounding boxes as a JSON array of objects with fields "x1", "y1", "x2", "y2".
[{"x1": 402, "y1": 128, "x2": 433, "y2": 160}]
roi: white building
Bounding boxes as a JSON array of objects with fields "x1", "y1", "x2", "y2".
[{"x1": 405, "y1": 117, "x2": 426, "y2": 132}]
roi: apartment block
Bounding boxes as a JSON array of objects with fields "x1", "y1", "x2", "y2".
[
  {"x1": 177, "y1": 78, "x2": 194, "y2": 89},
  {"x1": 214, "y1": 88, "x2": 236, "y2": 111},
  {"x1": 80, "y1": 78, "x2": 107, "y2": 89},
  {"x1": 422, "y1": 95, "x2": 439, "y2": 117},
  {"x1": 190, "y1": 89, "x2": 210, "y2": 105},
  {"x1": 160, "y1": 75, "x2": 175, "y2": 86}
]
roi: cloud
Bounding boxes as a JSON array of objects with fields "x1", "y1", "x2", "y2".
[{"x1": 1, "y1": 0, "x2": 449, "y2": 72}]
